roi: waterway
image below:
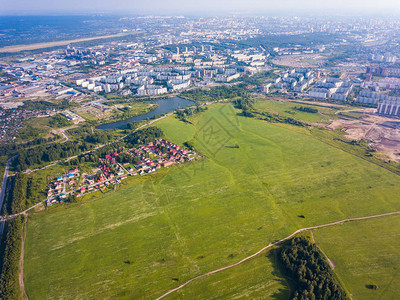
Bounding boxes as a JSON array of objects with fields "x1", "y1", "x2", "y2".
[{"x1": 98, "y1": 96, "x2": 194, "y2": 129}]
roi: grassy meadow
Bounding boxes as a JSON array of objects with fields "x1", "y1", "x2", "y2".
[
  {"x1": 254, "y1": 98, "x2": 340, "y2": 123},
  {"x1": 313, "y1": 214, "x2": 400, "y2": 300},
  {"x1": 24, "y1": 103, "x2": 400, "y2": 299}
]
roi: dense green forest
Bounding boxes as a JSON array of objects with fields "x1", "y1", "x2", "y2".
[
  {"x1": 279, "y1": 236, "x2": 347, "y2": 300},
  {"x1": 0, "y1": 216, "x2": 25, "y2": 299}
]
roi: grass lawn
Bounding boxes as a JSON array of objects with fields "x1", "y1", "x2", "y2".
[
  {"x1": 254, "y1": 98, "x2": 340, "y2": 123},
  {"x1": 173, "y1": 249, "x2": 289, "y2": 299},
  {"x1": 313, "y1": 214, "x2": 400, "y2": 300},
  {"x1": 24, "y1": 104, "x2": 400, "y2": 299}
]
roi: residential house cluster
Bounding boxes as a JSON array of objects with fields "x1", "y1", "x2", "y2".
[
  {"x1": 46, "y1": 167, "x2": 80, "y2": 205},
  {"x1": 46, "y1": 139, "x2": 197, "y2": 205}
]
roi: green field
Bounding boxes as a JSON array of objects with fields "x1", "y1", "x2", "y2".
[
  {"x1": 16, "y1": 117, "x2": 53, "y2": 142},
  {"x1": 24, "y1": 104, "x2": 400, "y2": 299},
  {"x1": 254, "y1": 98, "x2": 340, "y2": 123},
  {"x1": 313, "y1": 215, "x2": 400, "y2": 300}
]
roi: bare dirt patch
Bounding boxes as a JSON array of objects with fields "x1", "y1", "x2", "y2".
[{"x1": 328, "y1": 114, "x2": 400, "y2": 162}]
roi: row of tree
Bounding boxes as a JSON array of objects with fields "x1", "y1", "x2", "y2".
[
  {"x1": 0, "y1": 216, "x2": 25, "y2": 299},
  {"x1": 279, "y1": 236, "x2": 347, "y2": 300},
  {"x1": 294, "y1": 106, "x2": 319, "y2": 114}
]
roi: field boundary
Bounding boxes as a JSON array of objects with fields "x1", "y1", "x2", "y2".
[
  {"x1": 156, "y1": 210, "x2": 400, "y2": 299},
  {"x1": 19, "y1": 214, "x2": 28, "y2": 300}
]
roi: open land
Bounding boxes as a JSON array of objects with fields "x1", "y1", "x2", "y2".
[
  {"x1": 314, "y1": 214, "x2": 400, "y2": 300},
  {"x1": 254, "y1": 97, "x2": 341, "y2": 123},
  {"x1": 328, "y1": 112, "x2": 400, "y2": 162},
  {"x1": 23, "y1": 103, "x2": 400, "y2": 299}
]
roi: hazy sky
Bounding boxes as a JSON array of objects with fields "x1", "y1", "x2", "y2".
[{"x1": 1, "y1": 0, "x2": 400, "y2": 15}]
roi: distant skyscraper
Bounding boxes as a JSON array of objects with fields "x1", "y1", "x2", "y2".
[{"x1": 176, "y1": 47, "x2": 180, "y2": 55}]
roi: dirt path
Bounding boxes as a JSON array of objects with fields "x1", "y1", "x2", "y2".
[
  {"x1": 310, "y1": 231, "x2": 336, "y2": 270},
  {"x1": 19, "y1": 214, "x2": 28, "y2": 300},
  {"x1": 156, "y1": 210, "x2": 400, "y2": 300}
]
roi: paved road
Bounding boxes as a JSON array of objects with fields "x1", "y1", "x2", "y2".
[
  {"x1": 0, "y1": 157, "x2": 15, "y2": 234},
  {"x1": 156, "y1": 210, "x2": 400, "y2": 300}
]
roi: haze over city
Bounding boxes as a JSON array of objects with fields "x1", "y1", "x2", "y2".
[
  {"x1": 1, "y1": 0, "x2": 400, "y2": 15},
  {"x1": 1, "y1": 1, "x2": 400, "y2": 299}
]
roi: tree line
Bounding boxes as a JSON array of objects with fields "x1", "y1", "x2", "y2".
[
  {"x1": 279, "y1": 236, "x2": 347, "y2": 300},
  {"x1": 4, "y1": 173, "x2": 46, "y2": 215},
  {"x1": 0, "y1": 216, "x2": 25, "y2": 299},
  {"x1": 294, "y1": 106, "x2": 318, "y2": 114}
]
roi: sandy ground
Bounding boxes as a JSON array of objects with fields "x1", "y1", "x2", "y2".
[
  {"x1": 329, "y1": 113, "x2": 400, "y2": 162},
  {"x1": 0, "y1": 32, "x2": 135, "y2": 53}
]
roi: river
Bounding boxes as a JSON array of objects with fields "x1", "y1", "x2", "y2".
[{"x1": 98, "y1": 96, "x2": 194, "y2": 130}]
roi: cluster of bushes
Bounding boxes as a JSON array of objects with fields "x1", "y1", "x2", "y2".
[
  {"x1": 279, "y1": 237, "x2": 347, "y2": 300},
  {"x1": 176, "y1": 105, "x2": 207, "y2": 119},
  {"x1": 254, "y1": 111, "x2": 305, "y2": 127},
  {"x1": 48, "y1": 114, "x2": 73, "y2": 128},
  {"x1": 184, "y1": 140, "x2": 195, "y2": 150},
  {"x1": 294, "y1": 106, "x2": 318, "y2": 114},
  {"x1": 0, "y1": 216, "x2": 24, "y2": 299},
  {"x1": 233, "y1": 94, "x2": 254, "y2": 110}
]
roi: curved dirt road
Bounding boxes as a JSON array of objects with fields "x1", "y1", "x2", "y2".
[{"x1": 156, "y1": 210, "x2": 400, "y2": 300}]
